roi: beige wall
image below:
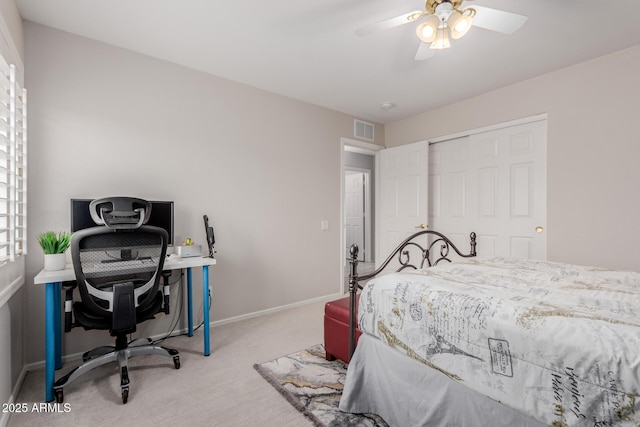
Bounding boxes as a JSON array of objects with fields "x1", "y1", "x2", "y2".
[
  {"x1": 23, "y1": 22, "x2": 384, "y2": 363},
  {"x1": 385, "y1": 44, "x2": 640, "y2": 272}
]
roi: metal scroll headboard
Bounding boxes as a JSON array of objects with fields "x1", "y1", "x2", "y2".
[
  {"x1": 348, "y1": 230, "x2": 477, "y2": 289},
  {"x1": 347, "y1": 229, "x2": 477, "y2": 359}
]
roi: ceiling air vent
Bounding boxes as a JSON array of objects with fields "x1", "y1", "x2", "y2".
[{"x1": 354, "y1": 119, "x2": 374, "y2": 141}]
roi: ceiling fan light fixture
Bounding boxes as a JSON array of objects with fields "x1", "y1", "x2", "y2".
[
  {"x1": 448, "y1": 7, "x2": 476, "y2": 40},
  {"x1": 355, "y1": 0, "x2": 528, "y2": 61},
  {"x1": 416, "y1": 15, "x2": 440, "y2": 43},
  {"x1": 430, "y1": 27, "x2": 450, "y2": 49}
]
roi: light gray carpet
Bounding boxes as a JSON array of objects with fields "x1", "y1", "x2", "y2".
[
  {"x1": 254, "y1": 344, "x2": 388, "y2": 427},
  {"x1": 9, "y1": 300, "x2": 327, "y2": 427}
]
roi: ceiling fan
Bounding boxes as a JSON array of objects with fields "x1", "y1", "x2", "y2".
[{"x1": 356, "y1": 0, "x2": 528, "y2": 61}]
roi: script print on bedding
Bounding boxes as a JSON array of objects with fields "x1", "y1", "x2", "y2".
[{"x1": 358, "y1": 257, "x2": 640, "y2": 427}]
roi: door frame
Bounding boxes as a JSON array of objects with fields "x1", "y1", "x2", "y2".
[
  {"x1": 340, "y1": 138, "x2": 382, "y2": 293},
  {"x1": 429, "y1": 113, "x2": 548, "y2": 144}
]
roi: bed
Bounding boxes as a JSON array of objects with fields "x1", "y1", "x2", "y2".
[{"x1": 338, "y1": 230, "x2": 640, "y2": 427}]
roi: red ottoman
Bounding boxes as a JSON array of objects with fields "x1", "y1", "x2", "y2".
[{"x1": 324, "y1": 294, "x2": 361, "y2": 363}]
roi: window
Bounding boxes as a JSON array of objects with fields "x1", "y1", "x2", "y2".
[{"x1": 0, "y1": 54, "x2": 27, "y2": 265}]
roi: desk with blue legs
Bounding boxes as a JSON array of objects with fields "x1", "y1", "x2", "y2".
[{"x1": 34, "y1": 256, "x2": 216, "y2": 402}]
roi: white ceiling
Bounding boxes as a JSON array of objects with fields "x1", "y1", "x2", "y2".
[{"x1": 15, "y1": 0, "x2": 640, "y2": 124}]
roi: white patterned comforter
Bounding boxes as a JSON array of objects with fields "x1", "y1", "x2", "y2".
[{"x1": 358, "y1": 257, "x2": 640, "y2": 426}]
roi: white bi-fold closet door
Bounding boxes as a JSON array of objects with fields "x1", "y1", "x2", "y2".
[
  {"x1": 429, "y1": 118, "x2": 547, "y2": 260},
  {"x1": 376, "y1": 117, "x2": 547, "y2": 266}
]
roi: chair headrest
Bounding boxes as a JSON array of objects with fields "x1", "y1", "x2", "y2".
[{"x1": 89, "y1": 197, "x2": 152, "y2": 230}]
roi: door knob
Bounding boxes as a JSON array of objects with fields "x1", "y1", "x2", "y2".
[
  {"x1": 415, "y1": 224, "x2": 428, "y2": 229},
  {"x1": 535, "y1": 226, "x2": 544, "y2": 233}
]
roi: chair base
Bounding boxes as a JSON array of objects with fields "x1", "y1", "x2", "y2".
[
  {"x1": 82, "y1": 338, "x2": 152, "y2": 362},
  {"x1": 53, "y1": 338, "x2": 179, "y2": 404}
]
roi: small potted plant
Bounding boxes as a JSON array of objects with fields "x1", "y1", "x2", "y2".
[{"x1": 38, "y1": 231, "x2": 71, "y2": 271}]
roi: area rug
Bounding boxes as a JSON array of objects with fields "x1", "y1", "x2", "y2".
[{"x1": 254, "y1": 344, "x2": 388, "y2": 427}]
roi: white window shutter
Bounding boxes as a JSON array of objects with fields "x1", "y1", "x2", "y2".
[{"x1": 0, "y1": 57, "x2": 27, "y2": 265}]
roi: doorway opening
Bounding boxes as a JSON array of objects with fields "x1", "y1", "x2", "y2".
[{"x1": 341, "y1": 138, "x2": 381, "y2": 292}]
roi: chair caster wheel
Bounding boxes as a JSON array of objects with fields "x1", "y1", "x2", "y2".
[
  {"x1": 121, "y1": 387, "x2": 129, "y2": 404},
  {"x1": 173, "y1": 356, "x2": 180, "y2": 369},
  {"x1": 55, "y1": 389, "x2": 64, "y2": 403}
]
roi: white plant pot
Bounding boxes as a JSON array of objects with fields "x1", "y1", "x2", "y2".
[{"x1": 44, "y1": 253, "x2": 67, "y2": 271}]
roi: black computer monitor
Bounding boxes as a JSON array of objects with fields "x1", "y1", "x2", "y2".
[{"x1": 70, "y1": 198, "x2": 175, "y2": 245}]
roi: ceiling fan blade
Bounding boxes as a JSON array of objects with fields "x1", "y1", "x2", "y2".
[
  {"x1": 356, "y1": 10, "x2": 423, "y2": 36},
  {"x1": 471, "y1": 5, "x2": 528, "y2": 34},
  {"x1": 415, "y1": 42, "x2": 436, "y2": 61}
]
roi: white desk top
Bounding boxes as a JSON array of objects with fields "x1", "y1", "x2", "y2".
[{"x1": 34, "y1": 256, "x2": 217, "y2": 284}]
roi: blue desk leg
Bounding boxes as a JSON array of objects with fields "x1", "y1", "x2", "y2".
[
  {"x1": 45, "y1": 281, "x2": 61, "y2": 402},
  {"x1": 54, "y1": 282, "x2": 62, "y2": 370},
  {"x1": 203, "y1": 265, "x2": 210, "y2": 356},
  {"x1": 187, "y1": 268, "x2": 193, "y2": 337}
]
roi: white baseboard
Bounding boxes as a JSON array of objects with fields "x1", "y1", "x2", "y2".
[
  {"x1": 208, "y1": 292, "x2": 343, "y2": 328},
  {"x1": 24, "y1": 292, "x2": 343, "y2": 371}
]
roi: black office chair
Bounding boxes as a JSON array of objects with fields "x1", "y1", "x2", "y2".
[{"x1": 53, "y1": 197, "x2": 180, "y2": 404}]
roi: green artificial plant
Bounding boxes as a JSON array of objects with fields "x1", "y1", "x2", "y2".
[{"x1": 37, "y1": 231, "x2": 72, "y2": 254}]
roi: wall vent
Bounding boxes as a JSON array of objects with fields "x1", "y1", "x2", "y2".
[{"x1": 354, "y1": 119, "x2": 374, "y2": 141}]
